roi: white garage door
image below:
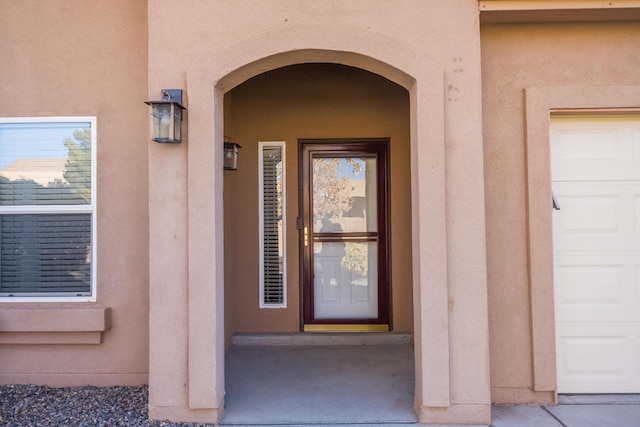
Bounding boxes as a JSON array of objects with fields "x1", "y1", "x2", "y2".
[{"x1": 552, "y1": 115, "x2": 640, "y2": 393}]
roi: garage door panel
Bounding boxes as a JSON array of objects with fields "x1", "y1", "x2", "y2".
[
  {"x1": 554, "y1": 194, "x2": 621, "y2": 234},
  {"x1": 553, "y1": 182, "x2": 639, "y2": 249},
  {"x1": 552, "y1": 115, "x2": 640, "y2": 393},
  {"x1": 555, "y1": 255, "x2": 640, "y2": 321},
  {"x1": 557, "y1": 325, "x2": 640, "y2": 393},
  {"x1": 637, "y1": 265, "x2": 640, "y2": 309},
  {"x1": 634, "y1": 128, "x2": 640, "y2": 168},
  {"x1": 551, "y1": 127, "x2": 619, "y2": 177},
  {"x1": 555, "y1": 262, "x2": 624, "y2": 306},
  {"x1": 551, "y1": 118, "x2": 640, "y2": 181},
  {"x1": 636, "y1": 195, "x2": 640, "y2": 235}
]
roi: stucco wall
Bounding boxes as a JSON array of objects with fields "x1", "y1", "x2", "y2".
[
  {"x1": 148, "y1": 1, "x2": 490, "y2": 424},
  {"x1": 0, "y1": 0, "x2": 149, "y2": 385},
  {"x1": 1, "y1": 1, "x2": 639, "y2": 423},
  {"x1": 481, "y1": 21, "x2": 640, "y2": 404},
  {"x1": 223, "y1": 64, "x2": 412, "y2": 335}
]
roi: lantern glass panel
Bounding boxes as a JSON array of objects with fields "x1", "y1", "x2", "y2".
[
  {"x1": 173, "y1": 107, "x2": 182, "y2": 142},
  {"x1": 152, "y1": 104, "x2": 172, "y2": 141},
  {"x1": 224, "y1": 144, "x2": 239, "y2": 170}
]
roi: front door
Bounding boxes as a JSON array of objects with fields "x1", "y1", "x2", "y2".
[{"x1": 300, "y1": 139, "x2": 390, "y2": 331}]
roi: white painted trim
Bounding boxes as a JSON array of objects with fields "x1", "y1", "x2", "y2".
[
  {"x1": 0, "y1": 116, "x2": 96, "y2": 124},
  {"x1": 0, "y1": 116, "x2": 97, "y2": 302},
  {"x1": 479, "y1": 0, "x2": 640, "y2": 11},
  {"x1": 0, "y1": 205, "x2": 94, "y2": 214},
  {"x1": 258, "y1": 141, "x2": 287, "y2": 309}
]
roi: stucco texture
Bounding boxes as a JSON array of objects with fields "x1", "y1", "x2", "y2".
[
  {"x1": 0, "y1": 1, "x2": 495, "y2": 424},
  {"x1": 0, "y1": 0, "x2": 149, "y2": 385},
  {"x1": 147, "y1": 1, "x2": 490, "y2": 424},
  {"x1": 481, "y1": 21, "x2": 640, "y2": 404},
  {"x1": 2, "y1": 1, "x2": 640, "y2": 424}
]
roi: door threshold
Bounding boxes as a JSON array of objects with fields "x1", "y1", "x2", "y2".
[
  {"x1": 558, "y1": 394, "x2": 640, "y2": 405},
  {"x1": 232, "y1": 331, "x2": 411, "y2": 346},
  {"x1": 303, "y1": 324, "x2": 389, "y2": 332}
]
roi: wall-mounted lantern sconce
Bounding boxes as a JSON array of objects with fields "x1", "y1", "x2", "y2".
[
  {"x1": 145, "y1": 89, "x2": 186, "y2": 143},
  {"x1": 224, "y1": 142, "x2": 241, "y2": 170}
]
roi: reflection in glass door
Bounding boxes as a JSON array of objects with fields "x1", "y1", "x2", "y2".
[{"x1": 300, "y1": 140, "x2": 389, "y2": 329}]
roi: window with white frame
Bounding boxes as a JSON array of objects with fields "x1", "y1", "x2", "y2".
[
  {"x1": 259, "y1": 141, "x2": 286, "y2": 308},
  {"x1": 0, "y1": 117, "x2": 96, "y2": 300}
]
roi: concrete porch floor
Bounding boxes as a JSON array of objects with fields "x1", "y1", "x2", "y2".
[
  {"x1": 220, "y1": 334, "x2": 640, "y2": 427},
  {"x1": 221, "y1": 333, "x2": 421, "y2": 426}
]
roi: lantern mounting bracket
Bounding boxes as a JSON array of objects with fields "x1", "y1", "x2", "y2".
[{"x1": 160, "y1": 89, "x2": 183, "y2": 105}]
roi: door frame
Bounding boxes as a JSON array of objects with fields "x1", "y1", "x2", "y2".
[
  {"x1": 523, "y1": 87, "x2": 640, "y2": 395},
  {"x1": 298, "y1": 138, "x2": 391, "y2": 331}
]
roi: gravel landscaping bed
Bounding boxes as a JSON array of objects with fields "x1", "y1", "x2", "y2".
[{"x1": 0, "y1": 385, "x2": 214, "y2": 427}]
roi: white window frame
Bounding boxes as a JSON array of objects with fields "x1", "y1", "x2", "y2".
[
  {"x1": 0, "y1": 116, "x2": 97, "y2": 302},
  {"x1": 258, "y1": 141, "x2": 286, "y2": 308}
]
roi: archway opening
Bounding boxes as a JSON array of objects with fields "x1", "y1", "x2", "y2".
[{"x1": 221, "y1": 63, "x2": 415, "y2": 423}]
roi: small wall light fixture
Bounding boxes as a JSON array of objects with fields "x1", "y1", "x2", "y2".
[
  {"x1": 224, "y1": 141, "x2": 241, "y2": 170},
  {"x1": 145, "y1": 89, "x2": 186, "y2": 143}
]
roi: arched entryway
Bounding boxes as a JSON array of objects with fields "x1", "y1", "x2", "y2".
[
  {"x1": 220, "y1": 63, "x2": 414, "y2": 423},
  {"x1": 193, "y1": 45, "x2": 449, "y2": 422},
  {"x1": 148, "y1": 29, "x2": 490, "y2": 422},
  {"x1": 223, "y1": 63, "x2": 413, "y2": 334}
]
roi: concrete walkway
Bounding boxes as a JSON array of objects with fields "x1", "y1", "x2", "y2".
[
  {"x1": 493, "y1": 395, "x2": 640, "y2": 427},
  {"x1": 221, "y1": 336, "x2": 640, "y2": 427}
]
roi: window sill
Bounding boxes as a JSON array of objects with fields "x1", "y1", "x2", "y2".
[{"x1": 0, "y1": 306, "x2": 111, "y2": 345}]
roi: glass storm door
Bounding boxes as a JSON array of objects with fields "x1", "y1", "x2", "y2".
[{"x1": 300, "y1": 140, "x2": 390, "y2": 330}]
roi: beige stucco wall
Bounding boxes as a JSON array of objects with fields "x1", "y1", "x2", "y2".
[
  {"x1": 223, "y1": 64, "x2": 413, "y2": 335},
  {"x1": 481, "y1": 21, "x2": 640, "y2": 404},
  {"x1": 3, "y1": 0, "x2": 640, "y2": 424},
  {"x1": 0, "y1": 1, "x2": 493, "y2": 425},
  {"x1": 0, "y1": 1, "x2": 149, "y2": 385},
  {"x1": 148, "y1": 1, "x2": 490, "y2": 424}
]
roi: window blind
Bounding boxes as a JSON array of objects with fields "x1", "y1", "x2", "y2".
[
  {"x1": 0, "y1": 214, "x2": 91, "y2": 295},
  {"x1": 259, "y1": 143, "x2": 285, "y2": 307}
]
